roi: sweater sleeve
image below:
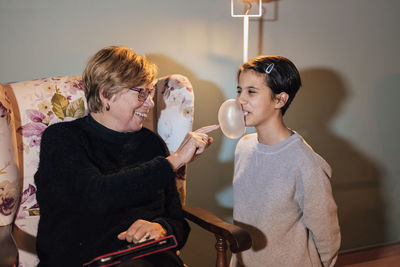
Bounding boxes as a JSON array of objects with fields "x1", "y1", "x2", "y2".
[
  {"x1": 297, "y1": 161, "x2": 341, "y2": 267},
  {"x1": 150, "y1": 139, "x2": 190, "y2": 249},
  {"x1": 34, "y1": 123, "x2": 176, "y2": 215},
  {"x1": 152, "y1": 179, "x2": 190, "y2": 249}
]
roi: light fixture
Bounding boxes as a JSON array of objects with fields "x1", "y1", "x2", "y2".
[{"x1": 231, "y1": 0, "x2": 262, "y2": 62}]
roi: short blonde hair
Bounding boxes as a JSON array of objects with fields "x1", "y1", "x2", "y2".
[{"x1": 82, "y1": 46, "x2": 157, "y2": 113}]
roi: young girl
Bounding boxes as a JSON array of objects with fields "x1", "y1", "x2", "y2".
[{"x1": 231, "y1": 56, "x2": 340, "y2": 266}]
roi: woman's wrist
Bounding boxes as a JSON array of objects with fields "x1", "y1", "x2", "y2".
[{"x1": 166, "y1": 153, "x2": 183, "y2": 171}]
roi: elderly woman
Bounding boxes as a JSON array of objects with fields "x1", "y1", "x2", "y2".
[{"x1": 34, "y1": 46, "x2": 218, "y2": 267}]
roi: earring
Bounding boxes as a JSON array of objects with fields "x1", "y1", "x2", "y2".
[{"x1": 105, "y1": 103, "x2": 110, "y2": 111}]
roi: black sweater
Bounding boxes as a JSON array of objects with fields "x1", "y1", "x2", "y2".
[{"x1": 34, "y1": 115, "x2": 190, "y2": 266}]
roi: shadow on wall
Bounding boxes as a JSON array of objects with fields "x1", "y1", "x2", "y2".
[
  {"x1": 285, "y1": 68, "x2": 385, "y2": 251},
  {"x1": 371, "y1": 74, "x2": 400, "y2": 242},
  {"x1": 147, "y1": 54, "x2": 233, "y2": 267}
]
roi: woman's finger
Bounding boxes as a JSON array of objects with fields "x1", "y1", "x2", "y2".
[
  {"x1": 194, "y1": 124, "x2": 220, "y2": 134},
  {"x1": 166, "y1": 127, "x2": 217, "y2": 170},
  {"x1": 118, "y1": 219, "x2": 145, "y2": 243},
  {"x1": 117, "y1": 231, "x2": 127, "y2": 240},
  {"x1": 137, "y1": 232, "x2": 151, "y2": 243}
]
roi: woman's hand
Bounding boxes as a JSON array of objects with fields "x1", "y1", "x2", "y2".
[
  {"x1": 166, "y1": 124, "x2": 220, "y2": 171},
  {"x1": 117, "y1": 219, "x2": 167, "y2": 244}
]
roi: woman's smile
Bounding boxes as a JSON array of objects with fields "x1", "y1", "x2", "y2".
[{"x1": 134, "y1": 110, "x2": 148, "y2": 118}]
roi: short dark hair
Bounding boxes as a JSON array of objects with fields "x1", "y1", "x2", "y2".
[
  {"x1": 237, "y1": 56, "x2": 301, "y2": 116},
  {"x1": 82, "y1": 46, "x2": 157, "y2": 113}
]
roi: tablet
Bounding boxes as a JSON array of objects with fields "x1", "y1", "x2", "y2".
[{"x1": 83, "y1": 235, "x2": 178, "y2": 267}]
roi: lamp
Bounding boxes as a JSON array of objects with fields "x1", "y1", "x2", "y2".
[{"x1": 231, "y1": 0, "x2": 262, "y2": 62}]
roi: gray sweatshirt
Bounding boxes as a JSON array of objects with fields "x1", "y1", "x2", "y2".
[{"x1": 232, "y1": 132, "x2": 340, "y2": 267}]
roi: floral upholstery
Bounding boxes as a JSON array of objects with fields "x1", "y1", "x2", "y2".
[
  {"x1": 0, "y1": 87, "x2": 19, "y2": 226},
  {"x1": 156, "y1": 74, "x2": 194, "y2": 153},
  {"x1": 0, "y1": 74, "x2": 194, "y2": 267},
  {"x1": 155, "y1": 74, "x2": 194, "y2": 204}
]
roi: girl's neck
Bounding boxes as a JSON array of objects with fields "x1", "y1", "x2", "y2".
[{"x1": 256, "y1": 118, "x2": 291, "y2": 146}]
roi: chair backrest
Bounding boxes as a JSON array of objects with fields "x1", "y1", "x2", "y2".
[
  {"x1": 0, "y1": 88, "x2": 19, "y2": 227},
  {"x1": 0, "y1": 74, "x2": 194, "y2": 266}
]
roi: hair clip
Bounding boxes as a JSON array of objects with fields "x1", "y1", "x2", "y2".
[{"x1": 265, "y1": 63, "x2": 274, "y2": 74}]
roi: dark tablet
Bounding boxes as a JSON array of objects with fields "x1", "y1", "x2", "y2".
[{"x1": 83, "y1": 235, "x2": 178, "y2": 267}]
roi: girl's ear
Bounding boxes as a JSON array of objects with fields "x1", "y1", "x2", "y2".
[{"x1": 274, "y1": 92, "x2": 289, "y2": 109}]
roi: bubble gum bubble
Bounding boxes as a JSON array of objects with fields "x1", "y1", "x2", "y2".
[{"x1": 218, "y1": 99, "x2": 245, "y2": 139}]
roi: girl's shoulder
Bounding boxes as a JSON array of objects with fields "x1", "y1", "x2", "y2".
[
  {"x1": 235, "y1": 133, "x2": 258, "y2": 157},
  {"x1": 291, "y1": 134, "x2": 332, "y2": 178},
  {"x1": 237, "y1": 133, "x2": 257, "y2": 145}
]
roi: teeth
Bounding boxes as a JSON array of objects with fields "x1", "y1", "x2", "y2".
[
  {"x1": 134, "y1": 111, "x2": 147, "y2": 118},
  {"x1": 243, "y1": 111, "x2": 249, "y2": 116}
]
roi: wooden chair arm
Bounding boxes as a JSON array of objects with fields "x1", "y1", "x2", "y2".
[
  {"x1": 183, "y1": 205, "x2": 251, "y2": 253},
  {"x1": 0, "y1": 224, "x2": 18, "y2": 267}
]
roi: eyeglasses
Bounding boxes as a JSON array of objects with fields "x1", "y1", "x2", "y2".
[{"x1": 129, "y1": 87, "x2": 156, "y2": 102}]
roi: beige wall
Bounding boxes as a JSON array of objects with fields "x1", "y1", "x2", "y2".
[{"x1": 1, "y1": 0, "x2": 399, "y2": 266}]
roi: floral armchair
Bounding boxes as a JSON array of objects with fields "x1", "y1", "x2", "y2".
[{"x1": 0, "y1": 75, "x2": 251, "y2": 267}]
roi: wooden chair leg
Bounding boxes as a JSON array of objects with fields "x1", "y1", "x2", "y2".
[
  {"x1": 215, "y1": 234, "x2": 228, "y2": 267},
  {"x1": 183, "y1": 205, "x2": 251, "y2": 267}
]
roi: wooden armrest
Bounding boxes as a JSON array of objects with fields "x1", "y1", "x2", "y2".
[
  {"x1": 183, "y1": 205, "x2": 251, "y2": 253},
  {"x1": 0, "y1": 224, "x2": 18, "y2": 267}
]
